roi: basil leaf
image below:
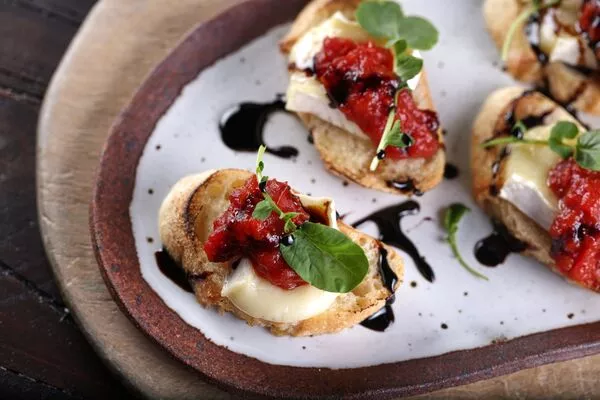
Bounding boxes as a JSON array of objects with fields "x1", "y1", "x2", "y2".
[
  {"x1": 443, "y1": 204, "x2": 488, "y2": 281},
  {"x1": 576, "y1": 130, "x2": 600, "y2": 171},
  {"x1": 280, "y1": 222, "x2": 369, "y2": 293},
  {"x1": 549, "y1": 121, "x2": 578, "y2": 159},
  {"x1": 387, "y1": 38, "x2": 407, "y2": 54},
  {"x1": 253, "y1": 199, "x2": 275, "y2": 220},
  {"x1": 356, "y1": 0, "x2": 404, "y2": 39},
  {"x1": 396, "y1": 16, "x2": 439, "y2": 50},
  {"x1": 395, "y1": 54, "x2": 423, "y2": 81}
]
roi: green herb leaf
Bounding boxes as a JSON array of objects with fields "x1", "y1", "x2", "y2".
[
  {"x1": 395, "y1": 54, "x2": 424, "y2": 81},
  {"x1": 369, "y1": 110, "x2": 412, "y2": 171},
  {"x1": 387, "y1": 38, "x2": 407, "y2": 54},
  {"x1": 284, "y1": 218, "x2": 297, "y2": 234},
  {"x1": 575, "y1": 130, "x2": 600, "y2": 171},
  {"x1": 549, "y1": 121, "x2": 578, "y2": 159},
  {"x1": 252, "y1": 199, "x2": 275, "y2": 220},
  {"x1": 356, "y1": 0, "x2": 404, "y2": 39},
  {"x1": 280, "y1": 222, "x2": 369, "y2": 293},
  {"x1": 395, "y1": 16, "x2": 439, "y2": 50},
  {"x1": 443, "y1": 204, "x2": 489, "y2": 281},
  {"x1": 256, "y1": 145, "x2": 267, "y2": 180}
]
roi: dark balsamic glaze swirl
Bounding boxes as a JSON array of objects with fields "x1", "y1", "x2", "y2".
[
  {"x1": 155, "y1": 248, "x2": 194, "y2": 293},
  {"x1": 352, "y1": 200, "x2": 435, "y2": 282},
  {"x1": 443, "y1": 163, "x2": 459, "y2": 179},
  {"x1": 219, "y1": 95, "x2": 299, "y2": 159},
  {"x1": 360, "y1": 247, "x2": 398, "y2": 332},
  {"x1": 474, "y1": 221, "x2": 528, "y2": 267}
]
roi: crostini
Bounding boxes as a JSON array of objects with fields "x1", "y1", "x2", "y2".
[
  {"x1": 158, "y1": 148, "x2": 404, "y2": 336},
  {"x1": 484, "y1": 0, "x2": 600, "y2": 115},
  {"x1": 280, "y1": 0, "x2": 445, "y2": 195},
  {"x1": 472, "y1": 86, "x2": 600, "y2": 292}
]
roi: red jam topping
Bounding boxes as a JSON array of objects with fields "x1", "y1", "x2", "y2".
[
  {"x1": 204, "y1": 177, "x2": 309, "y2": 290},
  {"x1": 313, "y1": 37, "x2": 440, "y2": 159},
  {"x1": 548, "y1": 158, "x2": 600, "y2": 291},
  {"x1": 579, "y1": 0, "x2": 600, "y2": 57}
]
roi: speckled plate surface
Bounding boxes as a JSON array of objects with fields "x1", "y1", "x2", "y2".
[{"x1": 90, "y1": 0, "x2": 600, "y2": 398}]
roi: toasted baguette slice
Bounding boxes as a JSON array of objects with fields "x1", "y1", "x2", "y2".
[
  {"x1": 483, "y1": 0, "x2": 600, "y2": 115},
  {"x1": 159, "y1": 169, "x2": 404, "y2": 336},
  {"x1": 471, "y1": 86, "x2": 594, "y2": 291},
  {"x1": 279, "y1": 0, "x2": 445, "y2": 195}
]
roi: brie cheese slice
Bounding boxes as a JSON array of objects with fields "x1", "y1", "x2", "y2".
[
  {"x1": 221, "y1": 192, "x2": 341, "y2": 323},
  {"x1": 498, "y1": 124, "x2": 564, "y2": 230},
  {"x1": 286, "y1": 12, "x2": 422, "y2": 140}
]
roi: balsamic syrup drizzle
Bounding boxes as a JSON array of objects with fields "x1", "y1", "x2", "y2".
[
  {"x1": 352, "y1": 200, "x2": 435, "y2": 282},
  {"x1": 219, "y1": 96, "x2": 299, "y2": 159},
  {"x1": 474, "y1": 221, "x2": 528, "y2": 267},
  {"x1": 443, "y1": 163, "x2": 459, "y2": 179},
  {"x1": 155, "y1": 248, "x2": 194, "y2": 293},
  {"x1": 361, "y1": 247, "x2": 398, "y2": 331}
]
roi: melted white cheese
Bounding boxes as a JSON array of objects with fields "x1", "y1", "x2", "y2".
[
  {"x1": 222, "y1": 259, "x2": 339, "y2": 323},
  {"x1": 499, "y1": 125, "x2": 560, "y2": 230},
  {"x1": 221, "y1": 192, "x2": 341, "y2": 323},
  {"x1": 286, "y1": 12, "x2": 422, "y2": 139}
]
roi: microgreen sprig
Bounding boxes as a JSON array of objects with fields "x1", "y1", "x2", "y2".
[
  {"x1": 501, "y1": 0, "x2": 561, "y2": 62},
  {"x1": 443, "y1": 204, "x2": 489, "y2": 281},
  {"x1": 482, "y1": 121, "x2": 600, "y2": 171},
  {"x1": 252, "y1": 146, "x2": 300, "y2": 233},
  {"x1": 369, "y1": 109, "x2": 413, "y2": 171}
]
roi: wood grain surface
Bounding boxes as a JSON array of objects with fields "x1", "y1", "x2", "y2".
[
  {"x1": 36, "y1": 0, "x2": 600, "y2": 399},
  {"x1": 1, "y1": 1, "x2": 130, "y2": 398}
]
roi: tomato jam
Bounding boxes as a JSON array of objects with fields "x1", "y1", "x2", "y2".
[
  {"x1": 579, "y1": 0, "x2": 600, "y2": 58},
  {"x1": 204, "y1": 176, "x2": 309, "y2": 289},
  {"x1": 548, "y1": 158, "x2": 600, "y2": 291},
  {"x1": 313, "y1": 37, "x2": 440, "y2": 159}
]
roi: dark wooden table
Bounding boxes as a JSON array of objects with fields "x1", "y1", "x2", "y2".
[{"x1": 0, "y1": 1, "x2": 131, "y2": 398}]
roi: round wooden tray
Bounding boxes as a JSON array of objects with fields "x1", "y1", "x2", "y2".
[{"x1": 37, "y1": 0, "x2": 600, "y2": 398}]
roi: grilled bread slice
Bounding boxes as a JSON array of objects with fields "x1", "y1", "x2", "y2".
[
  {"x1": 483, "y1": 0, "x2": 600, "y2": 115},
  {"x1": 159, "y1": 168, "x2": 404, "y2": 336},
  {"x1": 471, "y1": 86, "x2": 592, "y2": 290},
  {"x1": 280, "y1": 0, "x2": 445, "y2": 195}
]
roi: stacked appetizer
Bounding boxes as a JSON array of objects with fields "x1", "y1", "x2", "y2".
[
  {"x1": 485, "y1": 0, "x2": 600, "y2": 114},
  {"x1": 472, "y1": 87, "x2": 600, "y2": 292},
  {"x1": 280, "y1": 0, "x2": 445, "y2": 195},
  {"x1": 159, "y1": 147, "x2": 403, "y2": 336}
]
